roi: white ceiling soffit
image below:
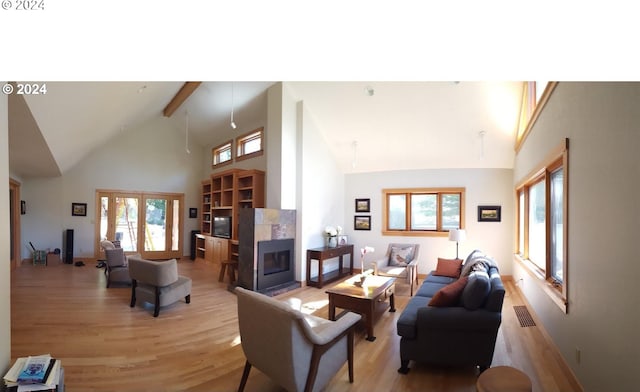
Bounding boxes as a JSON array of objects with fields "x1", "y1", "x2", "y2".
[
  {"x1": 8, "y1": 93, "x2": 61, "y2": 178},
  {"x1": 287, "y1": 81, "x2": 524, "y2": 173},
  {"x1": 22, "y1": 81, "x2": 184, "y2": 175}
]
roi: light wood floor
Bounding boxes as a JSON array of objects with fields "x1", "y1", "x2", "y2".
[{"x1": 10, "y1": 259, "x2": 581, "y2": 392}]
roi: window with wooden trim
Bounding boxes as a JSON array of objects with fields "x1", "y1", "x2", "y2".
[
  {"x1": 212, "y1": 140, "x2": 233, "y2": 167},
  {"x1": 236, "y1": 127, "x2": 264, "y2": 161},
  {"x1": 382, "y1": 188, "x2": 465, "y2": 237},
  {"x1": 515, "y1": 82, "x2": 558, "y2": 152},
  {"x1": 516, "y1": 138, "x2": 568, "y2": 311}
]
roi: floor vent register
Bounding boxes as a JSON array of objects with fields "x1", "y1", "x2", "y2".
[{"x1": 513, "y1": 305, "x2": 536, "y2": 327}]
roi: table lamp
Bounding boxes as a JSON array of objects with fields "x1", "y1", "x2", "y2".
[{"x1": 448, "y1": 229, "x2": 466, "y2": 259}]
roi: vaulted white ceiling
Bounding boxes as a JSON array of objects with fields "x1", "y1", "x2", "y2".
[
  {"x1": 8, "y1": 81, "x2": 524, "y2": 178},
  {"x1": 286, "y1": 82, "x2": 523, "y2": 173}
]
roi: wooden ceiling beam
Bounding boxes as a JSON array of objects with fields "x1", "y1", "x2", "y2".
[{"x1": 163, "y1": 82, "x2": 202, "y2": 117}]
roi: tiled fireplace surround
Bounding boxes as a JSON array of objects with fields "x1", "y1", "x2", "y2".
[{"x1": 237, "y1": 208, "x2": 297, "y2": 294}]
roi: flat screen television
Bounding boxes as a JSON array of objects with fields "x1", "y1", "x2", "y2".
[{"x1": 213, "y1": 216, "x2": 232, "y2": 239}]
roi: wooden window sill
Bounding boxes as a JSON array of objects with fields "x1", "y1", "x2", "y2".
[{"x1": 514, "y1": 254, "x2": 568, "y2": 314}]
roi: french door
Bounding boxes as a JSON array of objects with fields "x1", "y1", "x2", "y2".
[{"x1": 96, "y1": 190, "x2": 183, "y2": 260}]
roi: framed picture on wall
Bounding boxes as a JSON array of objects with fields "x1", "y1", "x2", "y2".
[
  {"x1": 478, "y1": 205, "x2": 501, "y2": 222},
  {"x1": 72, "y1": 202, "x2": 87, "y2": 217},
  {"x1": 354, "y1": 215, "x2": 371, "y2": 230},
  {"x1": 189, "y1": 208, "x2": 198, "y2": 218},
  {"x1": 355, "y1": 198, "x2": 370, "y2": 212}
]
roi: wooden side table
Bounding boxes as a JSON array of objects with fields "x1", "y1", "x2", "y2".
[{"x1": 306, "y1": 244, "x2": 354, "y2": 288}]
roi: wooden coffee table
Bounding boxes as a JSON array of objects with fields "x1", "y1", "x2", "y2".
[{"x1": 325, "y1": 275, "x2": 395, "y2": 342}]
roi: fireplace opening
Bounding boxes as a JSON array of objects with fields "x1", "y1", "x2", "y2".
[
  {"x1": 257, "y1": 238, "x2": 295, "y2": 291},
  {"x1": 264, "y1": 250, "x2": 291, "y2": 276}
]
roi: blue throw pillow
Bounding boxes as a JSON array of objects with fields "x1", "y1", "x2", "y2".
[{"x1": 461, "y1": 271, "x2": 490, "y2": 310}]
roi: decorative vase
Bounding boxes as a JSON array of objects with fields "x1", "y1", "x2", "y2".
[{"x1": 327, "y1": 236, "x2": 337, "y2": 248}]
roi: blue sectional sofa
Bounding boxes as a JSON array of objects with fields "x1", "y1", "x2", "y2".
[{"x1": 396, "y1": 250, "x2": 505, "y2": 374}]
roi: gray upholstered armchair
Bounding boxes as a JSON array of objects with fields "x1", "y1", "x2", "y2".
[
  {"x1": 235, "y1": 287, "x2": 362, "y2": 392},
  {"x1": 128, "y1": 256, "x2": 192, "y2": 317},
  {"x1": 371, "y1": 243, "x2": 420, "y2": 296},
  {"x1": 100, "y1": 240, "x2": 139, "y2": 288}
]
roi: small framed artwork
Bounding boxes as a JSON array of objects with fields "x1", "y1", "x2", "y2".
[
  {"x1": 354, "y1": 215, "x2": 371, "y2": 230},
  {"x1": 189, "y1": 208, "x2": 198, "y2": 218},
  {"x1": 478, "y1": 205, "x2": 501, "y2": 222},
  {"x1": 337, "y1": 235, "x2": 348, "y2": 246},
  {"x1": 20, "y1": 200, "x2": 26, "y2": 215},
  {"x1": 355, "y1": 198, "x2": 370, "y2": 213},
  {"x1": 72, "y1": 202, "x2": 87, "y2": 217}
]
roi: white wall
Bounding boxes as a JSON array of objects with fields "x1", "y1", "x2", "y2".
[
  {"x1": 265, "y1": 82, "x2": 297, "y2": 210},
  {"x1": 297, "y1": 101, "x2": 345, "y2": 282},
  {"x1": 345, "y1": 168, "x2": 514, "y2": 276},
  {"x1": 280, "y1": 84, "x2": 298, "y2": 210},
  {"x1": 264, "y1": 84, "x2": 343, "y2": 283},
  {"x1": 20, "y1": 117, "x2": 204, "y2": 259},
  {"x1": 513, "y1": 82, "x2": 640, "y2": 391},
  {"x1": 266, "y1": 82, "x2": 283, "y2": 209},
  {"x1": 1, "y1": 89, "x2": 11, "y2": 374}
]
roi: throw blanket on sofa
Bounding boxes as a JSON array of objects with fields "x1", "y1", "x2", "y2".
[{"x1": 460, "y1": 249, "x2": 498, "y2": 277}]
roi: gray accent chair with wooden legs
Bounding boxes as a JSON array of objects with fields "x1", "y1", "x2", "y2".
[
  {"x1": 371, "y1": 243, "x2": 420, "y2": 296},
  {"x1": 128, "y1": 256, "x2": 192, "y2": 317},
  {"x1": 235, "y1": 287, "x2": 361, "y2": 392},
  {"x1": 100, "y1": 239, "x2": 140, "y2": 288}
]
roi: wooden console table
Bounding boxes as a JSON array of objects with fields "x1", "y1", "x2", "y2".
[{"x1": 306, "y1": 244, "x2": 354, "y2": 288}]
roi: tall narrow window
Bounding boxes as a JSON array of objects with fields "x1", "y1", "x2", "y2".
[
  {"x1": 441, "y1": 193, "x2": 461, "y2": 230},
  {"x1": 388, "y1": 194, "x2": 407, "y2": 230},
  {"x1": 100, "y1": 196, "x2": 109, "y2": 243},
  {"x1": 172, "y1": 199, "x2": 180, "y2": 252},
  {"x1": 550, "y1": 167, "x2": 564, "y2": 282},
  {"x1": 528, "y1": 180, "x2": 546, "y2": 270},
  {"x1": 518, "y1": 190, "x2": 525, "y2": 256}
]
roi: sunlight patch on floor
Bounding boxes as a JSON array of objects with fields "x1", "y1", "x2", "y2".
[
  {"x1": 301, "y1": 299, "x2": 328, "y2": 314},
  {"x1": 230, "y1": 335, "x2": 241, "y2": 347}
]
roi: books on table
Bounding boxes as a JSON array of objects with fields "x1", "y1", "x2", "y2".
[
  {"x1": 3, "y1": 354, "x2": 64, "y2": 392},
  {"x1": 17, "y1": 355, "x2": 53, "y2": 384}
]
